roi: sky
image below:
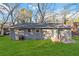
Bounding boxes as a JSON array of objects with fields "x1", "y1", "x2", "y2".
[
  {"x1": 19, "y1": 3, "x2": 79, "y2": 18},
  {"x1": 19, "y1": 3, "x2": 79, "y2": 12},
  {"x1": 0, "y1": 3, "x2": 79, "y2": 22},
  {"x1": 18, "y1": 3, "x2": 79, "y2": 21}
]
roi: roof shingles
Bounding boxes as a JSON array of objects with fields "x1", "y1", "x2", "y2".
[{"x1": 10, "y1": 23, "x2": 71, "y2": 29}]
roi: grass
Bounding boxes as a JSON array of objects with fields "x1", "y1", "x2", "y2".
[{"x1": 0, "y1": 36, "x2": 79, "y2": 56}]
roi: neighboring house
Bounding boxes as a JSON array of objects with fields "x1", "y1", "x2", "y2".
[
  {"x1": 36, "y1": 12, "x2": 64, "y2": 23},
  {"x1": 9, "y1": 23, "x2": 72, "y2": 42},
  {"x1": 0, "y1": 24, "x2": 10, "y2": 35},
  {"x1": 71, "y1": 22, "x2": 79, "y2": 36}
]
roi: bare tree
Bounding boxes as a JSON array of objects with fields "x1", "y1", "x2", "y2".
[
  {"x1": 37, "y1": 3, "x2": 48, "y2": 23},
  {"x1": 0, "y1": 4, "x2": 11, "y2": 35},
  {"x1": 32, "y1": 3, "x2": 55, "y2": 23},
  {"x1": 0, "y1": 3, "x2": 20, "y2": 35},
  {"x1": 3, "y1": 3, "x2": 20, "y2": 25}
]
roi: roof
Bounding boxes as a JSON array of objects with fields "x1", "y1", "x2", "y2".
[{"x1": 10, "y1": 23, "x2": 71, "y2": 29}]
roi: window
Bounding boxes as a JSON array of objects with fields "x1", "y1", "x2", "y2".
[
  {"x1": 36, "y1": 29, "x2": 40, "y2": 32},
  {"x1": 28, "y1": 29, "x2": 31, "y2": 32}
]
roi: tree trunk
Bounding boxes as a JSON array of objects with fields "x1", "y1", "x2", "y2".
[
  {"x1": 0, "y1": 25, "x2": 4, "y2": 36},
  {"x1": 1, "y1": 28, "x2": 4, "y2": 35}
]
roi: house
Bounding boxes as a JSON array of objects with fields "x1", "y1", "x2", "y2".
[
  {"x1": 0, "y1": 23, "x2": 10, "y2": 35},
  {"x1": 36, "y1": 12, "x2": 64, "y2": 23},
  {"x1": 9, "y1": 23, "x2": 72, "y2": 42},
  {"x1": 71, "y1": 22, "x2": 79, "y2": 36}
]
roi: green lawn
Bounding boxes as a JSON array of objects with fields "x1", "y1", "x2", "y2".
[{"x1": 0, "y1": 36, "x2": 79, "y2": 56}]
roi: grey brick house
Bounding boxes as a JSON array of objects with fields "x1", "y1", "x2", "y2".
[{"x1": 9, "y1": 23, "x2": 72, "y2": 42}]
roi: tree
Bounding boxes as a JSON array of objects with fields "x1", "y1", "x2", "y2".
[
  {"x1": 32, "y1": 3, "x2": 55, "y2": 23},
  {"x1": 0, "y1": 4, "x2": 11, "y2": 35},
  {"x1": 37, "y1": 3, "x2": 48, "y2": 23},
  {"x1": 0, "y1": 3, "x2": 20, "y2": 35},
  {"x1": 16, "y1": 8, "x2": 32, "y2": 24},
  {"x1": 3, "y1": 3, "x2": 20, "y2": 25},
  {"x1": 62, "y1": 3, "x2": 79, "y2": 25}
]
